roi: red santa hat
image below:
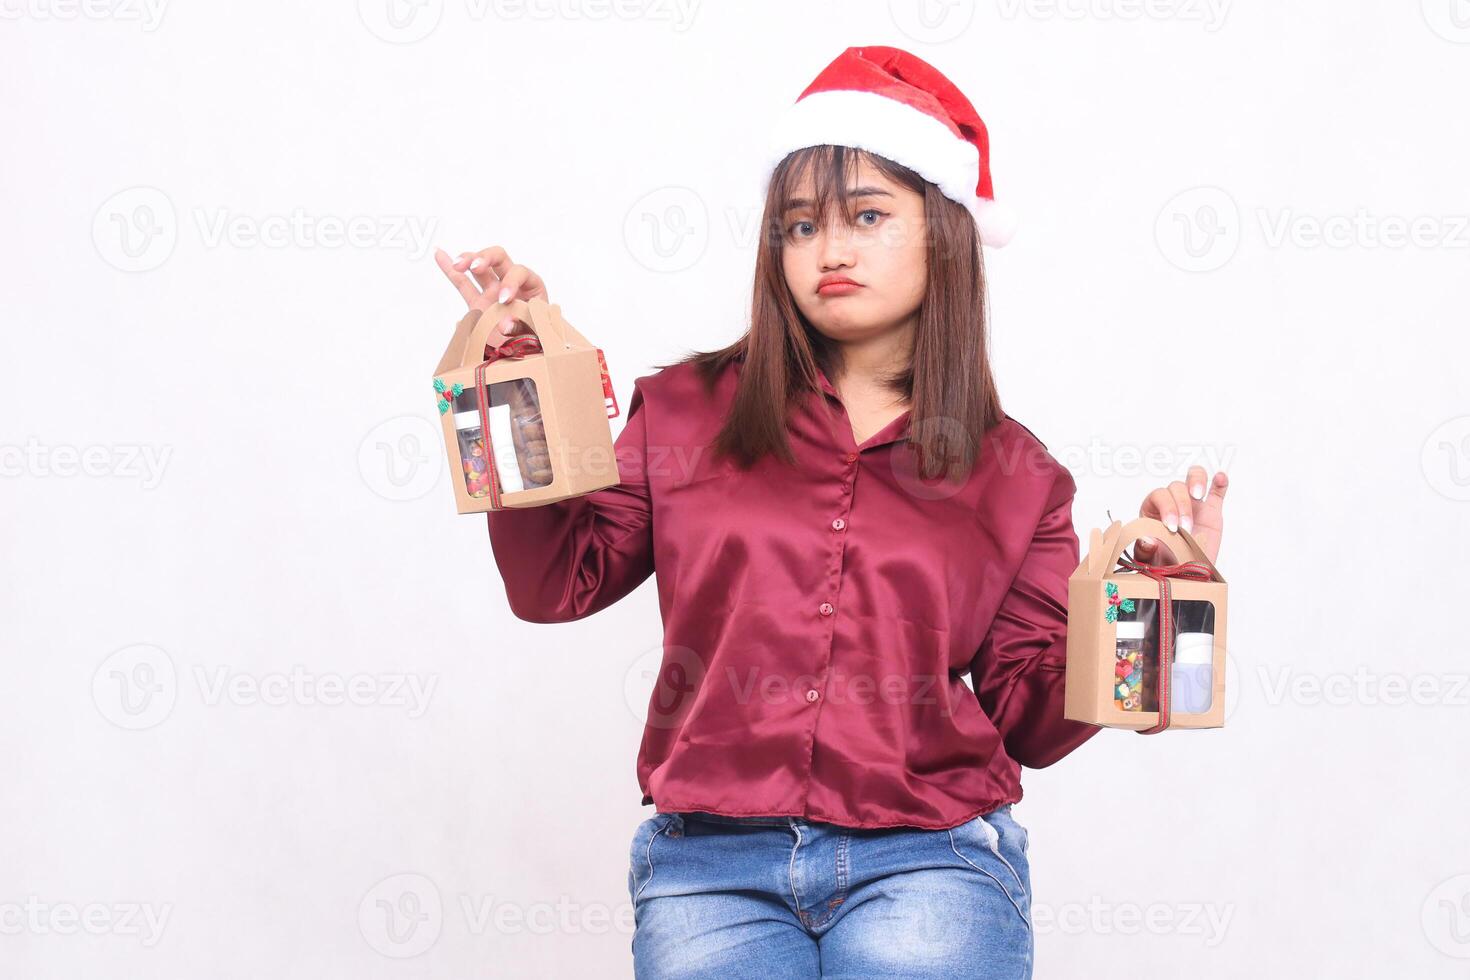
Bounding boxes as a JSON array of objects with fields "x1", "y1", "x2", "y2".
[{"x1": 762, "y1": 45, "x2": 1017, "y2": 248}]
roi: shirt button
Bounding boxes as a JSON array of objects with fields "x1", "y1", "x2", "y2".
[
  {"x1": 818, "y1": 601, "x2": 834, "y2": 616},
  {"x1": 831, "y1": 518, "x2": 845, "y2": 531},
  {"x1": 806, "y1": 689, "x2": 820, "y2": 703},
  {"x1": 844, "y1": 452, "x2": 858, "y2": 463}
]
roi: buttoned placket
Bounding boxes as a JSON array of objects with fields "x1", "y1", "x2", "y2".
[{"x1": 795, "y1": 365, "x2": 913, "y2": 810}]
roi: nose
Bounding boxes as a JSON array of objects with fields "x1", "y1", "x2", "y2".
[{"x1": 817, "y1": 222, "x2": 857, "y2": 271}]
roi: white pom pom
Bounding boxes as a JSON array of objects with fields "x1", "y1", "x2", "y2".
[{"x1": 973, "y1": 197, "x2": 1018, "y2": 249}]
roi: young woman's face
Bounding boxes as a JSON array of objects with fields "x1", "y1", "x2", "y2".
[{"x1": 780, "y1": 157, "x2": 928, "y2": 347}]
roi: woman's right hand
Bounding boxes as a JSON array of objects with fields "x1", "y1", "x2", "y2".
[{"x1": 433, "y1": 245, "x2": 549, "y2": 345}]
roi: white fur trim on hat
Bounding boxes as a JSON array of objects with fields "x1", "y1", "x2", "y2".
[{"x1": 762, "y1": 89, "x2": 1013, "y2": 248}]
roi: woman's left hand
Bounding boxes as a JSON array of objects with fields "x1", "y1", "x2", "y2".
[{"x1": 1133, "y1": 466, "x2": 1229, "y2": 566}]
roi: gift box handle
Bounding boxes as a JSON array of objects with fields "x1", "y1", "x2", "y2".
[
  {"x1": 460, "y1": 297, "x2": 570, "y2": 368},
  {"x1": 1089, "y1": 517, "x2": 1224, "y2": 583}
]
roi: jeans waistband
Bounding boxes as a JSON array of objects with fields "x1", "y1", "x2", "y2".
[{"x1": 675, "y1": 810, "x2": 793, "y2": 827}]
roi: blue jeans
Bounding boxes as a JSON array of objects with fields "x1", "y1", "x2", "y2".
[{"x1": 628, "y1": 804, "x2": 1033, "y2": 979}]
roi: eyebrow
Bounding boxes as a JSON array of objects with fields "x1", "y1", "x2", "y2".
[{"x1": 783, "y1": 187, "x2": 894, "y2": 212}]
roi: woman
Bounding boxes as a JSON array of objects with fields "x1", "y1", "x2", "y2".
[{"x1": 434, "y1": 45, "x2": 1229, "y2": 980}]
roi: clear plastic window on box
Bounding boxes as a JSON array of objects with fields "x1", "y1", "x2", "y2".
[
  {"x1": 448, "y1": 379, "x2": 553, "y2": 499},
  {"x1": 1113, "y1": 598, "x2": 1216, "y2": 714}
]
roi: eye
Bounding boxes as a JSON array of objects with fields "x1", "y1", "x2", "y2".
[
  {"x1": 856, "y1": 208, "x2": 886, "y2": 226},
  {"x1": 786, "y1": 219, "x2": 815, "y2": 239}
]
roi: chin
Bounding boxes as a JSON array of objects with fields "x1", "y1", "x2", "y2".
[{"x1": 807, "y1": 309, "x2": 888, "y2": 341}]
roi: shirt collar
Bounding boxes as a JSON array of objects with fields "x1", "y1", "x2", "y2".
[
  {"x1": 734, "y1": 354, "x2": 912, "y2": 450},
  {"x1": 813, "y1": 364, "x2": 840, "y2": 399}
]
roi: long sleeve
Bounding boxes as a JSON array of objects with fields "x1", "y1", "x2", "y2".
[
  {"x1": 970, "y1": 470, "x2": 1101, "y2": 769},
  {"x1": 484, "y1": 375, "x2": 654, "y2": 623}
]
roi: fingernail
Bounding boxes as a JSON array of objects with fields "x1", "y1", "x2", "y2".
[
  {"x1": 1140, "y1": 536, "x2": 1155, "y2": 548},
  {"x1": 470, "y1": 257, "x2": 484, "y2": 271},
  {"x1": 1164, "y1": 515, "x2": 1178, "y2": 532},
  {"x1": 1191, "y1": 484, "x2": 1205, "y2": 500},
  {"x1": 498, "y1": 287, "x2": 512, "y2": 304},
  {"x1": 1181, "y1": 515, "x2": 1193, "y2": 532}
]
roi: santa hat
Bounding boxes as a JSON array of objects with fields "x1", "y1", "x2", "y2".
[{"x1": 761, "y1": 45, "x2": 1017, "y2": 248}]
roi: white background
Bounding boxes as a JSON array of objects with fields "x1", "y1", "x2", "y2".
[{"x1": 4, "y1": 1, "x2": 1470, "y2": 977}]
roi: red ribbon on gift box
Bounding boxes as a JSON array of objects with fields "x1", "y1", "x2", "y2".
[
  {"x1": 1114, "y1": 552, "x2": 1215, "y2": 734},
  {"x1": 473, "y1": 335, "x2": 544, "y2": 510}
]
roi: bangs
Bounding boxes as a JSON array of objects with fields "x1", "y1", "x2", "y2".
[{"x1": 771, "y1": 145, "x2": 924, "y2": 235}]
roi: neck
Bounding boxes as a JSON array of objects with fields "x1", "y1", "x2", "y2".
[{"x1": 829, "y1": 317, "x2": 916, "y2": 403}]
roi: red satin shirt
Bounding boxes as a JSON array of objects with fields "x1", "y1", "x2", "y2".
[{"x1": 484, "y1": 352, "x2": 1100, "y2": 830}]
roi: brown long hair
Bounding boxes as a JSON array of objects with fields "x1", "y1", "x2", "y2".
[{"x1": 670, "y1": 144, "x2": 1005, "y2": 485}]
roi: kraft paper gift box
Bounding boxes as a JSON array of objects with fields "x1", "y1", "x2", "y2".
[
  {"x1": 1064, "y1": 516, "x2": 1228, "y2": 732},
  {"x1": 432, "y1": 297, "x2": 621, "y2": 514}
]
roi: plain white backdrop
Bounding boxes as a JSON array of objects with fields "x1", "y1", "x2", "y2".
[{"x1": 3, "y1": 1, "x2": 1469, "y2": 977}]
